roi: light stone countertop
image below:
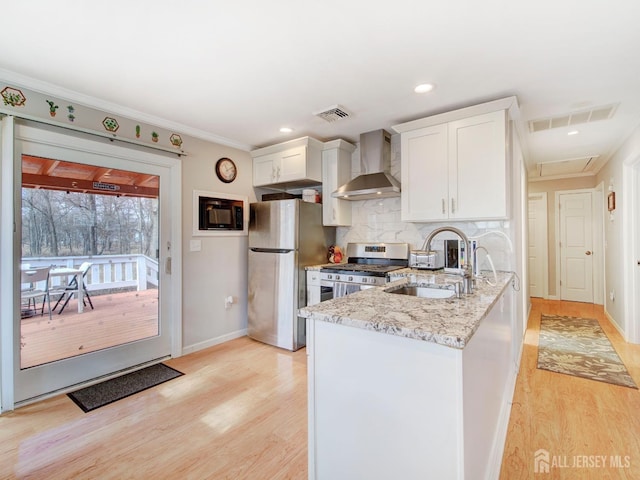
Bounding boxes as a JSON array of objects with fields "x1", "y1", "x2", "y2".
[{"x1": 299, "y1": 269, "x2": 514, "y2": 349}]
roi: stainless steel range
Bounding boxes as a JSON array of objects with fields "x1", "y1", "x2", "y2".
[{"x1": 318, "y1": 242, "x2": 409, "y2": 300}]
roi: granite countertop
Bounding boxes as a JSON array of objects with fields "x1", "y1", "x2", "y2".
[{"x1": 299, "y1": 269, "x2": 514, "y2": 349}]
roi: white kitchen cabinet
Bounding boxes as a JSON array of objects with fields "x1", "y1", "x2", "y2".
[
  {"x1": 306, "y1": 270, "x2": 321, "y2": 306},
  {"x1": 322, "y1": 139, "x2": 355, "y2": 226},
  {"x1": 400, "y1": 123, "x2": 449, "y2": 221},
  {"x1": 306, "y1": 285, "x2": 515, "y2": 480},
  {"x1": 449, "y1": 111, "x2": 507, "y2": 220},
  {"x1": 397, "y1": 104, "x2": 509, "y2": 222},
  {"x1": 252, "y1": 137, "x2": 323, "y2": 188},
  {"x1": 253, "y1": 153, "x2": 279, "y2": 186}
]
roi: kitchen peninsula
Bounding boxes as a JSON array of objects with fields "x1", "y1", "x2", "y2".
[{"x1": 300, "y1": 270, "x2": 518, "y2": 480}]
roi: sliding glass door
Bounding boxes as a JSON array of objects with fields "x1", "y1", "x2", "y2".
[{"x1": 11, "y1": 122, "x2": 181, "y2": 405}]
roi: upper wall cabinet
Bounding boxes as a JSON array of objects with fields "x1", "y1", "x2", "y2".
[
  {"x1": 252, "y1": 137, "x2": 323, "y2": 189},
  {"x1": 322, "y1": 139, "x2": 355, "y2": 226},
  {"x1": 394, "y1": 98, "x2": 514, "y2": 222}
]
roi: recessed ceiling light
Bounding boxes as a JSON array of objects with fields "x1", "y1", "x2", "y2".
[
  {"x1": 279, "y1": 127, "x2": 293, "y2": 133},
  {"x1": 567, "y1": 130, "x2": 579, "y2": 136},
  {"x1": 414, "y1": 83, "x2": 435, "y2": 94}
]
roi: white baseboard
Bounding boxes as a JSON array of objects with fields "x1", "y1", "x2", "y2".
[
  {"x1": 546, "y1": 295, "x2": 559, "y2": 301},
  {"x1": 604, "y1": 309, "x2": 627, "y2": 340},
  {"x1": 182, "y1": 329, "x2": 247, "y2": 355}
]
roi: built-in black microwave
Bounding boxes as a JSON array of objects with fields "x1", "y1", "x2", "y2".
[{"x1": 198, "y1": 196, "x2": 244, "y2": 231}]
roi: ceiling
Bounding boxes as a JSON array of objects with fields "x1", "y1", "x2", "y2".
[
  {"x1": 22, "y1": 156, "x2": 159, "y2": 198},
  {"x1": 1, "y1": 1, "x2": 640, "y2": 181}
]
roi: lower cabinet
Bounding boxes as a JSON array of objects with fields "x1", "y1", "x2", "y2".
[
  {"x1": 306, "y1": 286, "x2": 516, "y2": 480},
  {"x1": 306, "y1": 270, "x2": 321, "y2": 306}
]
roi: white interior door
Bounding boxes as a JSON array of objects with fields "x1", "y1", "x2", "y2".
[
  {"x1": 559, "y1": 192, "x2": 593, "y2": 302},
  {"x1": 8, "y1": 122, "x2": 181, "y2": 406},
  {"x1": 528, "y1": 193, "x2": 548, "y2": 298},
  {"x1": 636, "y1": 166, "x2": 640, "y2": 340}
]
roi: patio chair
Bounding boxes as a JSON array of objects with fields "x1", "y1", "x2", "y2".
[
  {"x1": 52, "y1": 262, "x2": 94, "y2": 314},
  {"x1": 20, "y1": 266, "x2": 53, "y2": 320}
]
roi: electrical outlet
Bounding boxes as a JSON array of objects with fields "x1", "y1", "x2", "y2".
[{"x1": 609, "y1": 290, "x2": 615, "y2": 302}]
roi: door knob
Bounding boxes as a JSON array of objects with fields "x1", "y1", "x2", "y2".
[{"x1": 585, "y1": 251, "x2": 592, "y2": 256}]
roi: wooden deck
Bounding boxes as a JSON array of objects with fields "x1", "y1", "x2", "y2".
[{"x1": 20, "y1": 289, "x2": 159, "y2": 369}]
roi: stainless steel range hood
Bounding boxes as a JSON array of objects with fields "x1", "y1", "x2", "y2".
[{"x1": 332, "y1": 129, "x2": 400, "y2": 201}]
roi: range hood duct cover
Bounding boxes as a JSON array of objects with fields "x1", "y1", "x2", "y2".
[{"x1": 332, "y1": 129, "x2": 400, "y2": 201}]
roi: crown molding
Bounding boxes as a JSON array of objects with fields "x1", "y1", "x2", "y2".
[{"x1": 0, "y1": 68, "x2": 253, "y2": 152}]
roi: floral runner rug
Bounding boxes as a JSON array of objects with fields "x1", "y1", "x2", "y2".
[{"x1": 537, "y1": 314, "x2": 637, "y2": 389}]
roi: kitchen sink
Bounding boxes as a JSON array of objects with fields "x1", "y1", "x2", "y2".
[{"x1": 386, "y1": 284, "x2": 456, "y2": 299}]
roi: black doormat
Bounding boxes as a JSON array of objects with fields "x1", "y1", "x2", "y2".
[{"x1": 68, "y1": 363, "x2": 184, "y2": 412}]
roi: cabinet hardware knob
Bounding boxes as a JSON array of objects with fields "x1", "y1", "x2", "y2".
[{"x1": 585, "y1": 251, "x2": 592, "y2": 256}]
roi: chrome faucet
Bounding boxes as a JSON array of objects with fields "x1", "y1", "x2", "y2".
[{"x1": 422, "y1": 226, "x2": 474, "y2": 294}]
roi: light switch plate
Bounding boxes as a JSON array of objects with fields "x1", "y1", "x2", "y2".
[{"x1": 190, "y1": 239, "x2": 202, "y2": 252}]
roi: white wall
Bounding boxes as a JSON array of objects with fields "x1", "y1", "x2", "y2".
[
  {"x1": 596, "y1": 124, "x2": 640, "y2": 337},
  {"x1": 180, "y1": 135, "x2": 256, "y2": 353}
]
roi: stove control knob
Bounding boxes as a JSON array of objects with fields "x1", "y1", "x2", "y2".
[
  {"x1": 336, "y1": 275, "x2": 341, "y2": 280},
  {"x1": 362, "y1": 278, "x2": 368, "y2": 284},
  {"x1": 327, "y1": 274, "x2": 333, "y2": 280},
  {"x1": 348, "y1": 276, "x2": 353, "y2": 282}
]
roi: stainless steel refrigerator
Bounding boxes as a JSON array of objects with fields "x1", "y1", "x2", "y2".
[{"x1": 248, "y1": 199, "x2": 334, "y2": 351}]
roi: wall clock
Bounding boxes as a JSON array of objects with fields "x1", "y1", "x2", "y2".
[{"x1": 215, "y1": 157, "x2": 237, "y2": 183}]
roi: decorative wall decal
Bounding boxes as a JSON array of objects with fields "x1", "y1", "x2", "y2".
[
  {"x1": 1, "y1": 86, "x2": 26, "y2": 107},
  {"x1": 46, "y1": 100, "x2": 59, "y2": 117},
  {"x1": 102, "y1": 116, "x2": 119, "y2": 132},
  {"x1": 170, "y1": 133, "x2": 183, "y2": 147},
  {"x1": 0, "y1": 82, "x2": 187, "y2": 153}
]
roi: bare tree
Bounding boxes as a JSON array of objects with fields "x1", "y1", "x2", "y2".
[{"x1": 22, "y1": 188, "x2": 158, "y2": 259}]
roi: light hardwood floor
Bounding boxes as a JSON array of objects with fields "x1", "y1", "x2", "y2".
[
  {"x1": 500, "y1": 298, "x2": 640, "y2": 479},
  {"x1": 2, "y1": 299, "x2": 639, "y2": 479},
  {"x1": 0, "y1": 338, "x2": 307, "y2": 479}
]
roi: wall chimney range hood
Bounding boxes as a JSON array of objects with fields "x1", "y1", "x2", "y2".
[{"x1": 332, "y1": 129, "x2": 400, "y2": 201}]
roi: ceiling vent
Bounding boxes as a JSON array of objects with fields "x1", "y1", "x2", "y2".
[
  {"x1": 528, "y1": 104, "x2": 618, "y2": 133},
  {"x1": 536, "y1": 155, "x2": 599, "y2": 178},
  {"x1": 314, "y1": 104, "x2": 352, "y2": 123}
]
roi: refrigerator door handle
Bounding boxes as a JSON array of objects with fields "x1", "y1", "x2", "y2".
[{"x1": 250, "y1": 248, "x2": 294, "y2": 254}]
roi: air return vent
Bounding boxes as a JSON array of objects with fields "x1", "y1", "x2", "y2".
[
  {"x1": 314, "y1": 105, "x2": 352, "y2": 123},
  {"x1": 529, "y1": 104, "x2": 618, "y2": 133},
  {"x1": 536, "y1": 156, "x2": 599, "y2": 177}
]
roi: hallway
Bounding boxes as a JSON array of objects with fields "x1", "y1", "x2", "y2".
[{"x1": 500, "y1": 298, "x2": 640, "y2": 479}]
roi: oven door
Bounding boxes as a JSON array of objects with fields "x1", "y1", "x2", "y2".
[
  {"x1": 326, "y1": 281, "x2": 373, "y2": 299},
  {"x1": 319, "y1": 284, "x2": 333, "y2": 302}
]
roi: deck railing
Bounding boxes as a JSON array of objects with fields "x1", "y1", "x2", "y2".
[{"x1": 22, "y1": 254, "x2": 159, "y2": 292}]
